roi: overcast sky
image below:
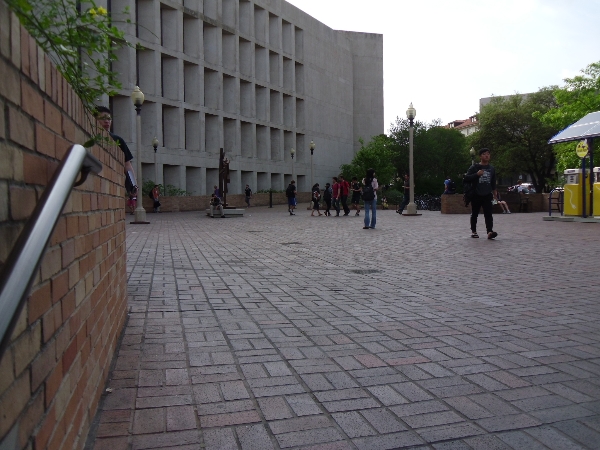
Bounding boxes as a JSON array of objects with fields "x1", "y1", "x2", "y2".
[{"x1": 286, "y1": 0, "x2": 600, "y2": 133}]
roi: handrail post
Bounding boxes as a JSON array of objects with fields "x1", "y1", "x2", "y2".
[{"x1": 0, "y1": 145, "x2": 101, "y2": 358}]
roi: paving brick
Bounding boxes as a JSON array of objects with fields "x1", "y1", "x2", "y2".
[
  {"x1": 89, "y1": 210, "x2": 600, "y2": 450},
  {"x1": 131, "y1": 430, "x2": 200, "y2": 450},
  {"x1": 353, "y1": 431, "x2": 424, "y2": 450},
  {"x1": 524, "y1": 425, "x2": 589, "y2": 450}
]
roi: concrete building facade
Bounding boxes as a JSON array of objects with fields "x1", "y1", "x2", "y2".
[{"x1": 108, "y1": 0, "x2": 384, "y2": 195}]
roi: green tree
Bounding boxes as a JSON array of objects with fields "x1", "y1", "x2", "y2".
[
  {"x1": 536, "y1": 61, "x2": 600, "y2": 176},
  {"x1": 388, "y1": 118, "x2": 469, "y2": 194},
  {"x1": 7, "y1": 0, "x2": 134, "y2": 123},
  {"x1": 340, "y1": 134, "x2": 396, "y2": 186},
  {"x1": 467, "y1": 90, "x2": 559, "y2": 193}
]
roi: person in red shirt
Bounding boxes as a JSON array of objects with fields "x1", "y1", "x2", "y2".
[
  {"x1": 339, "y1": 175, "x2": 351, "y2": 216},
  {"x1": 332, "y1": 177, "x2": 341, "y2": 216}
]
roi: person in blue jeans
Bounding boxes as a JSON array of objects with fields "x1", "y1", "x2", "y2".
[{"x1": 362, "y1": 168, "x2": 379, "y2": 229}]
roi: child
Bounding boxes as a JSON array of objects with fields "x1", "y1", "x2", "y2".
[
  {"x1": 311, "y1": 184, "x2": 323, "y2": 216},
  {"x1": 381, "y1": 196, "x2": 388, "y2": 210}
]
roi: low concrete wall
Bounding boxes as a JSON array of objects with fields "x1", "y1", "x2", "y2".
[
  {"x1": 142, "y1": 192, "x2": 313, "y2": 212},
  {"x1": 441, "y1": 193, "x2": 549, "y2": 214}
]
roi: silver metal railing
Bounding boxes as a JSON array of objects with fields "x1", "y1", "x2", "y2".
[{"x1": 0, "y1": 145, "x2": 102, "y2": 358}]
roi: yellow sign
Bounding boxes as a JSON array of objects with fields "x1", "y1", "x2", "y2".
[{"x1": 576, "y1": 140, "x2": 589, "y2": 158}]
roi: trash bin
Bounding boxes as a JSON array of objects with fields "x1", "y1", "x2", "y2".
[
  {"x1": 594, "y1": 167, "x2": 600, "y2": 217},
  {"x1": 563, "y1": 168, "x2": 589, "y2": 216}
]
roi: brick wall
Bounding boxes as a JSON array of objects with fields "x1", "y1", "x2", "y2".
[{"x1": 0, "y1": 3, "x2": 128, "y2": 449}]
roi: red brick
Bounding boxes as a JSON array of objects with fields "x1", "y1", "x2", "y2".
[
  {"x1": 21, "y1": 79, "x2": 44, "y2": 122},
  {"x1": 8, "y1": 106, "x2": 34, "y2": 149},
  {"x1": 9, "y1": 185, "x2": 36, "y2": 220},
  {"x1": 22, "y1": 152, "x2": 48, "y2": 185},
  {"x1": 31, "y1": 340, "x2": 56, "y2": 391},
  {"x1": 44, "y1": 99, "x2": 61, "y2": 134},
  {"x1": 63, "y1": 117, "x2": 75, "y2": 142},
  {"x1": 61, "y1": 291, "x2": 76, "y2": 323},
  {"x1": 29, "y1": 36, "x2": 38, "y2": 85},
  {"x1": 20, "y1": 26, "x2": 30, "y2": 77},
  {"x1": 55, "y1": 134, "x2": 70, "y2": 159},
  {"x1": 45, "y1": 365, "x2": 63, "y2": 408},
  {"x1": 10, "y1": 14, "x2": 20, "y2": 68},
  {"x1": 34, "y1": 405, "x2": 56, "y2": 450},
  {"x1": 0, "y1": 1, "x2": 10, "y2": 59},
  {"x1": 0, "y1": 372, "x2": 30, "y2": 438},
  {"x1": 17, "y1": 388, "x2": 44, "y2": 449},
  {"x1": 28, "y1": 281, "x2": 51, "y2": 324},
  {"x1": 50, "y1": 217, "x2": 66, "y2": 246},
  {"x1": 13, "y1": 322, "x2": 41, "y2": 375},
  {"x1": 35, "y1": 123, "x2": 56, "y2": 158},
  {"x1": 42, "y1": 302, "x2": 62, "y2": 343},
  {"x1": 61, "y1": 239, "x2": 75, "y2": 269},
  {"x1": 0, "y1": 99, "x2": 5, "y2": 140},
  {"x1": 51, "y1": 271, "x2": 69, "y2": 304},
  {"x1": 62, "y1": 337, "x2": 78, "y2": 373},
  {"x1": 66, "y1": 216, "x2": 79, "y2": 239}
]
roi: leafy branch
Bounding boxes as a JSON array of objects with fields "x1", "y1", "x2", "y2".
[{"x1": 7, "y1": 0, "x2": 135, "y2": 127}]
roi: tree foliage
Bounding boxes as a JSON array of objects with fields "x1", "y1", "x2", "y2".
[
  {"x1": 467, "y1": 90, "x2": 559, "y2": 193},
  {"x1": 7, "y1": 0, "x2": 135, "y2": 124},
  {"x1": 340, "y1": 134, "x2": 397, "y2": 186},
  {"x1": 341, "y1": 121, "x2": 469, "y2": 195}
]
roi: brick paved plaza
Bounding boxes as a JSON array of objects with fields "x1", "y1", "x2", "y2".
[{"x1": 90, "y1": 206, "x2": 600, "y2": 450}]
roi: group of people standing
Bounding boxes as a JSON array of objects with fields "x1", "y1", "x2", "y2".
[{"x1": 286, "y1": 171, "x2": 379, "y2": 229}]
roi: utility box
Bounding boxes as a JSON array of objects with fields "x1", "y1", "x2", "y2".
[
  {"x1": 594, "y1": 168, "x2": 600, "y2": 217},
  {"x1": 563, "y1": 169, "x2": 589, "y2": 216}
]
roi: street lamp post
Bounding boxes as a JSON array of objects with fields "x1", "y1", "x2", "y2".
[
  {"x1": 310, "y1": 140, "x2": 315, "y2": 188},
  {"x1": 153, "y1": 136, "x2": 159, "y2": 195},
  {"x1": 131, "y1": 86, "x2": 148, "y2": 223},
  {"x1": 405, "y1": 103, "x2": 418, "y2": 215},
  {"x1": 290, "y1": 147, "x2": 296, "y2": 181}
]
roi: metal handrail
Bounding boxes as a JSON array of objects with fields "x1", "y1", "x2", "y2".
[{"x1": 0, "y1": 145, "x2": 101, "y2": 358}]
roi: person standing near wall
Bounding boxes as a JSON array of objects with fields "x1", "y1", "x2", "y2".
[
  {"x1": 95, "y1": 106, "x2": 137, "y2": 194},
  {"x1": 152, "y1": 184, "x2": 161, "y2": 213},
  {"x1": 245, "y1": 184, "x2": 252, "y2": 207},
  {"x1": 286, "y1": 180, "x2": 297, "y2": 215},
  {"x1": 396, "y1": 174, "x2": 410, "y2": 214}
]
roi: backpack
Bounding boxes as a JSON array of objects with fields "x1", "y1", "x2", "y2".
[
  {"x1": 285, "y1": 184, "x2": 294, "y2": 197},
  {"x1": 361, "y1": 180, "x2": 375, "y2": 201},
  {"x1": 148, "y1": 190, "x2": 154, "y2": 199},
  {"x1": 448, "y1": 180, "x2": 456, "y2": 193}
]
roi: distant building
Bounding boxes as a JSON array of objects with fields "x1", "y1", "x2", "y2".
[
  {"x1": 109, "y1": 0, "x2": 384, "y2": 195},
  {"x1": 445, "y1": 115, "x2": 478, "y2": 136}
]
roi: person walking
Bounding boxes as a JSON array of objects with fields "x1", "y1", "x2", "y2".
[
  {"x1": 397, "y1": 174, "x2": 410, "y2": 214},
  {"x1": 323, "y1": 182, "x2": 333, "y2": 216},
  {"x1": 286, "y1": 180, "x2": 297, "y2": 215},
  {"x1": 350, "y1": 177, "x2": 362, "y2": 216},
  {"x1": 244, "y1": 184, "x2": 252, "y2": 207},
  {"x1": 332, "y1": 177, "x2": 341, "y2": 216},
  {"x1": 339, "y1": 175, "x2": 351, "y2": 216},
  {"x1": 464, "y1": 148, "x2": 498, "y2": 239},
  {"x1": 362, "y1": 168, "x2": 378, "y2": 229},
  {"x1": 310, "y1": 183, "x2": 323, "y2": 216},
  {"x1": 152, "y1": 184, "x2": 161, "y2": 213}
]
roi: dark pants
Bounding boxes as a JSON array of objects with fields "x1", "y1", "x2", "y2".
[
  {"x1": 324, "y1": 199, "x2": 331, "y2": 215},
  {"x1": 333, "y1": 198, "x2": 341, "y2": 215},
  {"x1": 340, "y1": 195, "x2": 350, "y2": 214},
  {"x1": 398, "y1": 193, "x2": 410, "y2": 212},
  {"x1": 471, "y1": 193, "x2": 494, "y2": 233}
]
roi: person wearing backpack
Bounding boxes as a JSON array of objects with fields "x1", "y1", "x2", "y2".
[
  {"x1": 464, "y1": 148, "x2": 498, "y2": 239},
  {"x1": 443, "y1": 176, "x2": 456, "y2": 195},
  {"x1": 285, "y1": 180, "x2": 297, "y2": 215},
  {"x1": 361, "y1": 168, "x2": 378, "y2": 229}
]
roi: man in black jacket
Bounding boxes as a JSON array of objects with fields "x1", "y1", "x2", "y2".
[{"x1": 464, "y1": 148, "x2": 498, "y2": 239}]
